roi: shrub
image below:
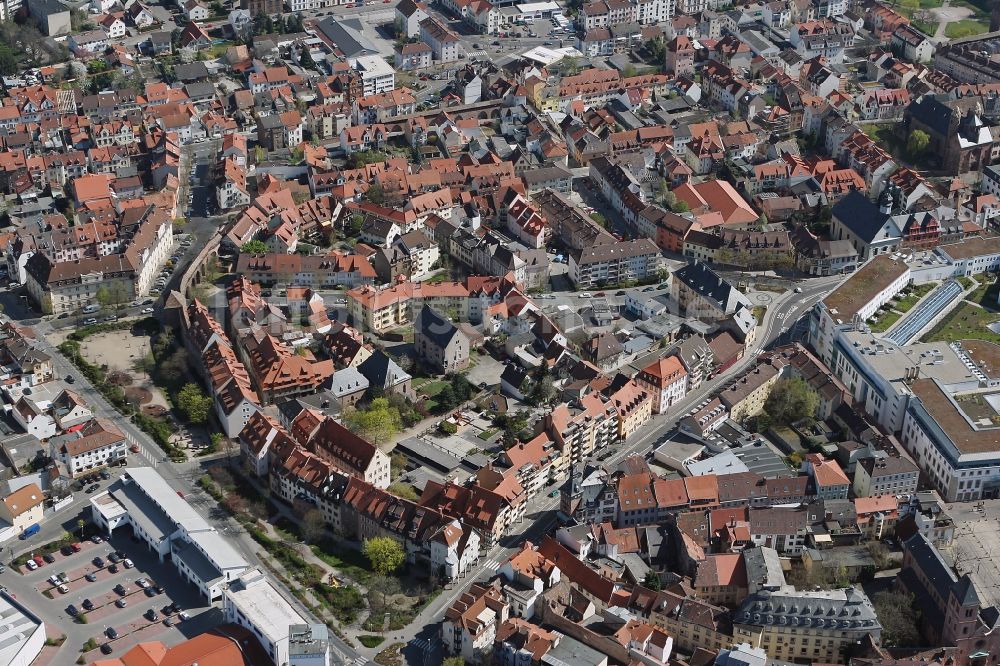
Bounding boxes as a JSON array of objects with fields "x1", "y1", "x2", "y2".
[
  {"x1": 359, "y1": 635, "x2": 386, "y2": 648},
  {"x1": 438, "y1": 420, "x2": 458, "y2": 434}
]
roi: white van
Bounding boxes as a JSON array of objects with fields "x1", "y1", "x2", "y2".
[{"x1": 83, "y1": 304, "x2": 101, "y2": 314}]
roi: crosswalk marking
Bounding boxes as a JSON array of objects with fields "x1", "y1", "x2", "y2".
[
  {"x1": 478, "y1": 557, "x2": 502, "y2": 571},
  {"x1": 467, "y1": 50, "x2": 488, "y2": 59}
]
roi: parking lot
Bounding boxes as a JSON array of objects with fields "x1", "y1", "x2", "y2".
[{"x1": 13, "y1": 525, "x2": 218, "y2": 661}]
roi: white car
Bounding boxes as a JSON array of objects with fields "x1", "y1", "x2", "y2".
[
  {"x1": 25, "y1": 560, "x2": 37, "y2": 571},
  {"x1": 135, "y1": 577, "x2": 149, "y2": 588},
  {"x1": 141, "y1": 308, "x2": 154, "y2": 314},
  {"x1": 58, "y1": 584, "x2": 69, "y2": 594},
  {"x1": 580, "y1": 292, "x2": 592, "y2": 299},
  {"x1": 123, "y1": 558, "x2": 134, "y2": 569}
]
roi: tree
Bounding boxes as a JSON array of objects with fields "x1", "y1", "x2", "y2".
[
  {"x1": 367, "y1": 573, "x2": 401, "y2": 623},
  {"x1": 643, "y1": 570, "x2": 663, "y2": 591},
  {"x1": 254, "y1": 145, "x2": 266, "y2": 164},
  {"x1": 435, "y1": 384, "x2": 457, "y2": 412},
  {"x1": 300, "y1": 508, "x2": 326, "y2": 543},
  {"x1": 240, "y1": 239, "x2": 268, "y2": 254},
  {"x1": 671, "y1": 199, "x2": 690, "y2": 213},
  {"x1": 176, "y1": 383, "x2": 212, "y2": 424},
  {"x1": 442, "y1": 658, "x2": 467, "y2": 666},
  {"x1": 494, "y1": 410, "x2": 529, "y2": 447},
  {"x1": 907, "y1": 129, "x2": 930, "y2": 161},
  {"x1": 529, "y1": 364, "x2": 556, "y2": 405},
  {"x1": 96, "y1": 283, "x2": 129, "y2": 309},
  {"x1": 763, "y1": 377, "x2": 819, "y2": 426},
  {"x1": 300, "y1": 46, "x2": 316, "y2": 70},
  {"x1": 362, "y1": 536, "x2": 405, "y2": 576},
  {"x1": 873, "y1": 591, "x2": 921, "y2": 647},
  {"x1": 366, "y1": 183, "x2": 386, "y2": 205},
  {"x1": 345, "y1": 398, "x2": 402, "y2": 445}
]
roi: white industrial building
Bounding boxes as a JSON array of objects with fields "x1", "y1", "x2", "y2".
[
  {"x1": 0, "y1": 592, "x2": 46, "y2": 666},
  {"x1": 224, "y1": 568, "x2": 310, "y2": 666},
  {"x1": 90, "y1": 467, "x2": 248, "y2": 601}
]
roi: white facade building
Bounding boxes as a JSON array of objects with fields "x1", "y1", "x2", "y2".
[
  {"x1": 90, "y1": 467, "x2": 248, "y2": 601},
  {"x1": 225, "y1": 568, "x2": 309, "y2": 666}
]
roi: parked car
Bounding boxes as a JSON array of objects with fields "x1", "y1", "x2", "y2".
[
  {"x1": 25, "y1": 560, "x2": 37, "y2": 571},
  {"x1": 90, "y1": 535, "x2": 102, "y2": 544},
  {"x1": 135, "y1": 578, "x2": 149, "y2": 588},
  {"x1": 93, "y1": 557, "x2": 104, "y2": 568},
  {"x1": 107, "y1": 553, "x2": 121, "y2": 563},
  {"x1": 145, "y1": 586, "x2": 157, "y2": 597},
  {"x1": 71, "y1": 543, "x2": 82, "y2": 552},
  {"x1": 65, "y1": 375, "x2": 75, "y2": 383},
  {"x1": 108, "y1": 564, "x2": 118, "y2": 574},
  {"x1": 100, "y1": 470, "x2": 110, "y2": 480},
  {"x1": 178, "y1": 611, "x2": 190, "y2": 621},
  {"x1": 57, "y1": 584, "x2": 69, "y2": 594},
  {"x1": 83, "y1": 318, "x2": 98, "y2": 326},
  {"x1": 82, "y1": 598, "x2": 93, "y2": 610},
  {"x1": 42, "y1": 553, "x2": 55, "y2": 564},
  {"x1": 86, "y1": 484, "x2": 100, "y2": 493},
  {"x1": 33, "y1": 556, "x2": 44, "y2": 567},
  {"x1": 85, "y1": 572, "x2": 97, "y2": 582},
  {"x1": 67, "y1": 604, "x2": 78, "y2": 616},
  {"x1": 163, "y1": 616, "x2": 174, "y2": 626},
  {"x1": 106, "y1": 627, "x2": 118, "y2": 640},
  {"x1": 115, "y1": 598, "x2": 127, "y2": 608},
  {"x1": 101, "y1": 644, "x2": 113, "y2": 655},
  {"x1": 114, "y1": 583, "x2": 127, "y2": 595},
  {"x1": 123, "y1": 558, "x2": 133, "y2": 569}
]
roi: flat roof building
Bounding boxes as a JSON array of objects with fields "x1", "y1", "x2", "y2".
[
  {"x1": 0, "y1": 591, "x2": 45, "y2": 666},
  {"x1": 225, "y1": 568, "x2": 309, "y2": 666},
  {"x1": 90, "y1": 467, "x2": 248, "y2": 601}
]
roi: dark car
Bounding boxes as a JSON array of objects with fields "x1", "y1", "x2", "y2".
[
  {"x1": 93, "y1": 557, "x2": 104, "y2": 568},
  {"x1": 108, "y1": 564, "x2": 118, "y2": 574},
  {"x1": 154, "y1": 585, "x2": 164, "y2": 594},
  {"x1": 107, "y1": 553, "x2": 121, "y2": 564},
  {"x1": 90, "y1": 535, "x2": 102, "y2": 544},
  {"x1": 85, "y1": 572, "x2": 97, "y2": 582},
  {"x1": 114, "y1": 583, "x2": 127, "y2": 596},
  {"x1": 67, "y1": 604, "x2": 79, "y2": 616},
  {"x1": 145, "y1": 587, "x2": 157, "y2": 597},
  {"x1": 60, "y1": 545, "x2": 73, "y2": 556},
  {"x1": 100, "y1": 470, "x2": 111, "y2": 480},
  {"x1": 82, "y1": 598, "x2": 94, "y2": 610},
  {"x1": 65, "y1": 375, "x2": 75, "y2": 383},
  {"x1": 163, "y1": 616, "x2": 174, "y2": 627},
  {"x1": 101, "y1": 644, "x2": 113, "y2": 655},
  {"x1": 86, "y1": 484, "x2": 100, "y2": 493},
  {"x1": 42, "y1": 553, "x2": 55, "y2": 563},
  {"x1": 106, "y1": 627, "x2": 118, "y2": 640},
  {"x1": 145, "y1": 609, "x2": 158, "y2": 621}
]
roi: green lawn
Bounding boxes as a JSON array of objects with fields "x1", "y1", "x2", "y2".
[
  {"x1": 894, "y1": 283, "x2": 936, "y2": 313},
  {"x1": 966, "y1": 277, "x2": 1000, "y2": 312},
  {"x1": 921, "y1": 301, "x2": 1000, "y2": 344},
  {"x1": 945, "y1": 19, "x2": 990, "y2": 38},
  {"x1": 868, "y1": 310, "x2": 903, "y2": 333},
  {"x1": 413, "y1": 378, "x2": 448, "y2": 410}
]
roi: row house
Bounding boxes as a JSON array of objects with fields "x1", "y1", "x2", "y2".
[
  {"x1": 235, "y1": 252, "x2": 377, "y2": 289},
  {"x1": 342, "y1": 478, "x2": 480, "y2": 579},
  {"x1": 420, "y1": 479, "x2": 525, "y2": 550},
  {"x1": 339, "y1": 123, "x2": 388, "y2": 155},
  {"x1": 216, "y1": 157, "x2": 251, "y2": 211}
]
